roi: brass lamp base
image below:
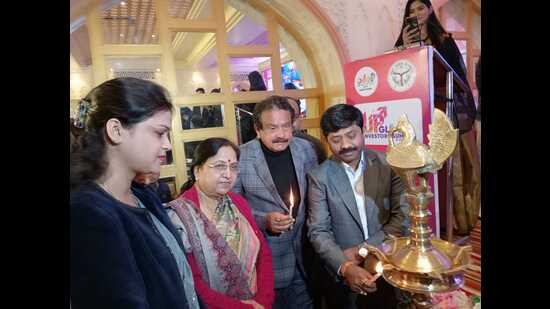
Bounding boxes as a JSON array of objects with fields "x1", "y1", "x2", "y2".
[
  {"x1": 370, "y1": 237, "x2": 470, "y2": 294},
  {"x1": 382, "y1": 267, "x2": 464, "y2": 294},
  {"x1": 367, "y1": 237, "x2": 469, "y2": 309}
]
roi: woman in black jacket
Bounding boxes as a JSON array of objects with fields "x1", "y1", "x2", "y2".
[
  {"x1": 70, "y1": 77, "x2": 200, "y2": 309},
  {"x1": 395, "y1": 0, "x2": 477, "y2": 132}
]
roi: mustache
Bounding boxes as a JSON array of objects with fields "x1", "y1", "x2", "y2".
[
  {"x1": 339, "y1": 147, "x2": 358, "y2": 155},
  {"x1": 272, "y1": 138, "x2": 289, "y2": 143}
]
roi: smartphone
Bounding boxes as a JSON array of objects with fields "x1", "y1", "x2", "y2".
[
  {"x1": 406, "y1": 16, "x2": 419, "y2": 29},
  {"x1": 405, "y1": 16, "x2": 421, "y2": 42}
]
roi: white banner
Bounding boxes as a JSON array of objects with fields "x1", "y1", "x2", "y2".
[{"x1": 356, "y1": 98, "x2": 423, "y2": 146}]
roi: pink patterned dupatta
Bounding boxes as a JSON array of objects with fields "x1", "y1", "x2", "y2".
[{"x1": 168, "y1": 194, "x2": 261, "y2": 300}]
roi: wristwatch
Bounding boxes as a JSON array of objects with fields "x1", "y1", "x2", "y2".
[
  {"x1": 358, "y1": 247, "x2": 369, "y2": 258},
  {"x1": 357, "y1": 242, "x2": 369, "y2": 258}
]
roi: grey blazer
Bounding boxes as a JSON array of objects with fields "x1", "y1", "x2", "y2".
[
  {"x1": 232, "y1": 138, "x2": 318, "y2": 289},
  {"x1": 307, "y1": 148, "x2": 410, "y2": 279}
]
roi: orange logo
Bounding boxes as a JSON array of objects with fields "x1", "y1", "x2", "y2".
[{"x1": 367, "y1": 107, "x2": 388, "y2": 134}]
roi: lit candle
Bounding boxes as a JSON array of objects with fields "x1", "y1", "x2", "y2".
[
  {"x1": 375, "y1": 262, "x2": 383, "y2": 274},
  {"x1": 289, "y1": 188, "x2": 294, "y2": 217}
]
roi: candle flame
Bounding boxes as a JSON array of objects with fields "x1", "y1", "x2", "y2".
[
  {"x1": 289, "y1": 188, "x2": 294, "y2": 207},
  {"x1": 375, "y1": 262, "x2": 383, "y2": 274}
]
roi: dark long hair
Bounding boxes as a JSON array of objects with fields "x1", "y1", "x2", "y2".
[
  {"x1": 70, "y1": 77, "x2": 173, "y2": 191},
  {"x1": 180, "y1": 138, "x2": 240, "y2": 194},
  {"x1": 248, "y1": 71, "x2": 267, "y2": 91},
  {"x1": 394, "y1": 0, "x2": 448, "y2": 49}
]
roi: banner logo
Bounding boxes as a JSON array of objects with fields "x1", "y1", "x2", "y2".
[
  {"x1": 366, "y1": 106, "x2": 388, "y2": 134},
  {"x1": 356, "y1": 98, "x2": 423, "y2": 146},
  {"x1": 388, "y1": 59, "x2": 416, "y2": 92},
  {"x1": 354, "y1": 66, "x2": 378, "y2": 97}
]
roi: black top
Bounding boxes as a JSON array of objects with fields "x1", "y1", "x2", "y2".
[
  {"x1": 260, "y1": 140, "x2": 301, "y2": 218},
  {"x1": 395, "y1": 34, "x2": 477, "y2": 132},
  {"x1": 437, "y1": 36, "x2": 477, "y2": 132},
  {"x1": 201, "y1": 106, "x2": 223, "y2": 127},
  {"x1": 237, "y1": 103, "x2": 257, "y2": 144}
]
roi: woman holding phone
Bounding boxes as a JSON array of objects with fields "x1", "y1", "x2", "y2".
[{"x1": 395, "y1": 0, "x2": 471, "y2": 94}]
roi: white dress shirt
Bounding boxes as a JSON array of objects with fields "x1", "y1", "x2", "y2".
[{"x1": 341, "y1": 152, "x2": 369, "y2": 240}]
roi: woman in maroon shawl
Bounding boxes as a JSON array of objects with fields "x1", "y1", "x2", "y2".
[{"x1": 166, "y1": 138, "x2": 274, "y2": 309}]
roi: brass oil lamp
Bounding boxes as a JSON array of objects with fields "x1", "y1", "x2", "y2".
[{"x1": 365, "y1": 109, "x2": 471, "y2": 308}]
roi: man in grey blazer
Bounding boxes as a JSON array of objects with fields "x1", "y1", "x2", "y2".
[
  {"x1": 307, "y1": 104, "x2": 410, "y2": 308},
  {"x1": 233, "y1": 96, "x2": 318, "y2": 309}
]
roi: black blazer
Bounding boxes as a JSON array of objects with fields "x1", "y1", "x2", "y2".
[{"x1": 71, "y1": 182, "x2": 199, "y2": 309}]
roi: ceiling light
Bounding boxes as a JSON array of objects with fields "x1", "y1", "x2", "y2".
[{"x1": 121, "y1": 1, "x2": 126, "y2": 6}]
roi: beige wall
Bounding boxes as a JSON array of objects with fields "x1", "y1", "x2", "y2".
[
  {"x1": 314, "y1": 0, "x2": 408, "y2": 62},
  {"x1": 314, "y1": 0, "x2": 480, "y2": 61}
]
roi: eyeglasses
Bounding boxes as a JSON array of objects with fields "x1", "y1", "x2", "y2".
[{"x1": 207, "y1": 163, "x2": 240, "y2": 173}]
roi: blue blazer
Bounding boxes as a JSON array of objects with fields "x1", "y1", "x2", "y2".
[{"x1": 70, "y1": 182, "x2": 199, "y2": 309}]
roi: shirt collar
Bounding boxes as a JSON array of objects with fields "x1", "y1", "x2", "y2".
[{"x1": 341, "y1": 151, "x2": 365, "y2": 175}]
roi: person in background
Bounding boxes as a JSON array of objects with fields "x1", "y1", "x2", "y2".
[
  {"x1": 248, "y1": 71, "x2": 267, "y2": 91},
  {"x1": 191, "y1": 106, "x2": 203, "y2": 129},
  {"x1": 237, "y1": 71, "x2": 268, "y2": 144},
  {"x1": 286, "y1": 96, "x2": 327, "y2": 165},
  {"x1": 167, "y1": 137, "x2": 275, "y2": 309},
  {"x1": 201, "y1": 88, "x2": 223, "y2": 127},
  {"x1": 70, "y1": 77, "x2": 200, "y2": 309},
  {"x1": 181, "y1": 107, "x2": 193, "y2": 130},
  {"x1": 395, "y1": 0, "x2": 477, "y2": 132},
  {"x1": 134, "y1": 172, "x2": 174, "y2": 204}
]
